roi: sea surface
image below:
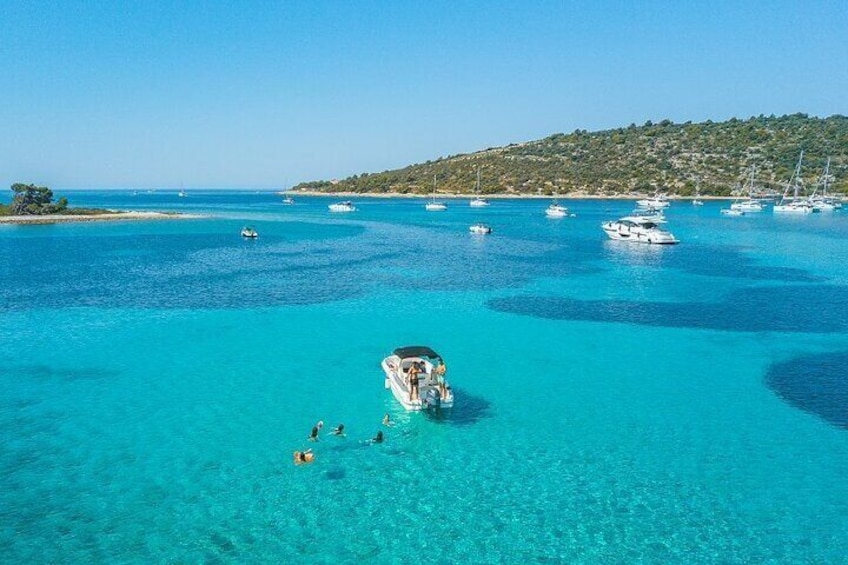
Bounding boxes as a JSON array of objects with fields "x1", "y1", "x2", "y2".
[{"x1": 2, "y1": 191, "x2": 847, "y2": 563}]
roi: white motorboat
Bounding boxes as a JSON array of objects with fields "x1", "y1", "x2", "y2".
[
  {"x1": 630, "y1": 207, "x2": 665, "y2": 222},
  {"x1": 602, "y1": 216, "x2": 679, "y2": 244},
  {"x1": 692, "y1": 199, "x2": 704, "y2": 206},
  {"x1": 328, "y1": 201, "x2": 356, "y2": 213},
  {"x1": 720, "y1": 208, "x2": 745, "y2": 216},
  {"x1": 469, "y1": 167, "x2": 489, "y2": 207},
  {"x1": 426, "y1": 175, "x2": 447, "y2": 211},
  {"x1": 545, "y1": 202, "x2": 569, "y2": 218},
  {"x1": 469, "y1": 223, "x2": 493, "y2": 234},
  {"x1": 380, "y1": 346, "x2": 453, "y2": 411},
  {"x1": 636, "y1": 194, "x2": 670, "y2": 208},
  {"x1": 241, "y1": 226, "x2": 258, "y2": 238},
  {"x1": 774, "y1": 151, "x2": 820, "y2": 214}
]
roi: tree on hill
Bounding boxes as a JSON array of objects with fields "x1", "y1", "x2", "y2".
[{"x1": 9, "y1": 183, "x2": 68, "y2": 215}]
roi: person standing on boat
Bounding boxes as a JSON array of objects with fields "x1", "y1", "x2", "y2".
[
  {"x1": 408, "y1": 362, "x2": 421, "y2": 401},
  {"x1": 434, "y1": 359, "x2": 448, "y2": 399}
]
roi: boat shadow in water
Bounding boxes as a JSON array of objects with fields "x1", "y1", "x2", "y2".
[
  {"x1": 765, "y1": 351, "x2": 848, "y2": 431},
  {"x1": 424, "y1": 387, "x2": 493, "y2": 426}
]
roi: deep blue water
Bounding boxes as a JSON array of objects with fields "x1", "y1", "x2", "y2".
[{"x1": 2, "y1": 191, "x2": 848, "y2": 563}]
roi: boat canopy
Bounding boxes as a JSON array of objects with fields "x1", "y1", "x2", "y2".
[{"x1": 393, "y1": 345, "x2": 441, "y2": 360}]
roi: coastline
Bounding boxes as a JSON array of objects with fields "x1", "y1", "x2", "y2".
[
  {"x1": 0, "y1": 211, "x2": 203, "y2": 225},
  {"x1": 283, "y1": 190, "x2": 737, "y2": 201}
]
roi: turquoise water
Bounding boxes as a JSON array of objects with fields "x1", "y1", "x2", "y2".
[{"x1": 2, "y1": 192, "x2": 848, "y2": 563}]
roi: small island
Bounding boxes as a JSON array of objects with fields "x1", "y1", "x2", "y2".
[{"x1": 0, "y1": 183, "x2": 192, "y2": 225}]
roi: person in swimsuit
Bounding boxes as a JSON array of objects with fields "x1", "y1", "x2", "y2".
[
  {"x1": 331, "y1": 423, "x2": 345, "y2": 436},
  {"x1": 434, "y1": 360, "x2": 448, "y2": 399},
  {"x1": 371, "y1": 430, "x2": 384, "y2": 444},
  {"x1": 293, "y1": 449, "x2": 315, "y2": 464},
  {"x1": 408, "y1": 363, "x2": 421, "y2": 401},
  {"x1": 382, "y1": 413, "x2": 394, "y2": 427},
  {"x1": 308, "y1": 426, "x2": 319, "y2": 441}
]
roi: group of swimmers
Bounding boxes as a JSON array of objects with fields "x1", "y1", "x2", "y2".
[{"x1": 293, "y1": 414, "x2": 395, "y2": 465}]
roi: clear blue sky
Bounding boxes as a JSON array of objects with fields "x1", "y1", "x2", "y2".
[{"x1": 1, "y1": 1, "x2": 846, "y2": 189}]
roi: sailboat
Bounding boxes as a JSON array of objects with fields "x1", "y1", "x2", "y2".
[
  {"x1": 469, "y1": 167, "x2": 489, "y2": 207},
  {"x1": 425, "y1": 174, "x2": 447, "y2": 211},
  {"x1": 809, "y1": 158, "x2": 841, "y2": 211},
  {"x1": 730, "y1": 167, "x2": 764, "y2": 212},
  {"x1": 774, "y1": 151, "x2": 819, "y2": 214},
  {"x1": 692, "y1": 182, "x2": 704, "y2": 206}
]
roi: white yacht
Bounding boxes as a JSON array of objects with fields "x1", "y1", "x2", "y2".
[
  {"x1": 240, "y1": 226, "x2": 258, "y2": 238},
  {"x1": 178, "y1": 190, "x2": 187, "y2": 198},
  {"x1": 469, "y1": 167, "x2": 489, "y2": 207},
  {"x1": 636, "y1": 194, "x2": 670, "y2": 208},
  {"x1": 328, "y1": 201, "x2": 356, "y2": 213},
  {"x1": 381, "y1": 346, "x2": 453, "y2": 411},
  {"x1": 774, "y1": 151, "x2": 820, "y2": 214},
  {"x1": 282, "y1": 194, "x2": 295, "y2": 205},
  {"x1": 730, "y1": 168, "x2": 764, "y2": 212},
  {"x1": 425, "y1": 174, "x2": 447, "y2": 211},
  {"x1": 469, "y1": 223, "x2": 493, "y2": 234},
  {"x1": 720, "y1": 208, "x2": 745, "y2": 216},
  {"x1": 545, "y1": 202, "x2": 569, "y2": 218},
  {"x1": 809, "y1": 158, "x2": 842, "y2": 211},
  {"x1": 602, "y1": 216, "x2": 679, "y2": 244}
]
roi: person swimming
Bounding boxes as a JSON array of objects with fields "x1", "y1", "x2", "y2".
[
  {"x1": 382, "y1": 413, "x2": 394, "y2": 427},
  {"x1": 308, "y1": 426, "x2": 319, "y2": 441},
  {"x1": 371, "y1": 430, "x2": 384, "y2": 444},
  {"x1": 293, "y1": 449, "x2": 315, "y2": 464},
  {"x1": 331, "y1": 423, "x2": 345, "y2": 436}
]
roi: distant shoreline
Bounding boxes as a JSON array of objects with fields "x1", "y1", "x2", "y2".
[
  {"x1": 283, "y1": 190, "x2": 737, "y2": 201},
  {"x1": 0, "y1": 211, "x2": 203, "y2": 225}
]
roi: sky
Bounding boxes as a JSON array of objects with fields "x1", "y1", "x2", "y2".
[{"x1": 1, "y1": 1, "x2": 846, "y2": 189}]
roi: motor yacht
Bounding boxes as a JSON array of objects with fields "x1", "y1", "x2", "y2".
[
  {"x1": 241, "y1": 226, "x2": 259, "y2": 238},
  {"x1": 381, "y1": 346, "x2": 453, "y2": 410},
  {"x1": 602, "y1": 216, "x2": 679, "y2": 244},
  {"x1": 328, "y1": 201, "x2": 356, "y2": 213},
  {"x1": 720, "y1": 208, "x2": 745, "y2": 216},
  {"x1": 469, "y1": 223, "x2": 493, "y2": 234},
  {"x1": 545, "y1": 202, "x2": 569, "y2": 218},
  {"x1": 636, "y1": 194, "x2": 670, "y2": 208}
]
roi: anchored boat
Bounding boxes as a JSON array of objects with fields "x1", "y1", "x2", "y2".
[{"x1": 380, "y1": 346, "x2": 453, "y2": 411}]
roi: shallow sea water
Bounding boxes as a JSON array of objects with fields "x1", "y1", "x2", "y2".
[{"x1": 2, "y1": 191, "x2": 848, "y2": 563}]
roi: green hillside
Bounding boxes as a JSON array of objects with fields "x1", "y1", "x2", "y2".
[{"x1": 295, "y1": 113, "x2": 848, "y2": 196}]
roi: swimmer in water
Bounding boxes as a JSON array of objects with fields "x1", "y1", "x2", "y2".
[
  {"x1": 293, "y1": 449, "x2": 315, "y2": 464},
  {"x1": 308, "y1": 426, "x2": 319, "y2": 441},
  {"x1": 331, "y1": 423, "x2": 345, "y2": 436},
  {"x1": 371, "y1": 430, "x2": 384, "y2": 444},
  {"x1": 382, "y1": 413, "x2": 394, "y2": 427}
]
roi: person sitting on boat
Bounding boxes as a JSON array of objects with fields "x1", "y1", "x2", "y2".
[
  {"x1": 293, "y1": 449, "x2": 315, "y2": 465},
  {"x1": 434, "y1": 360, "x2": 448, "y2": 399},
  {"x1": 331, "y1": 423, "x2": 345, "y2": 436},
  {"x1": 382, "y1": 413, "x2": 394, "y2": 427}
]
